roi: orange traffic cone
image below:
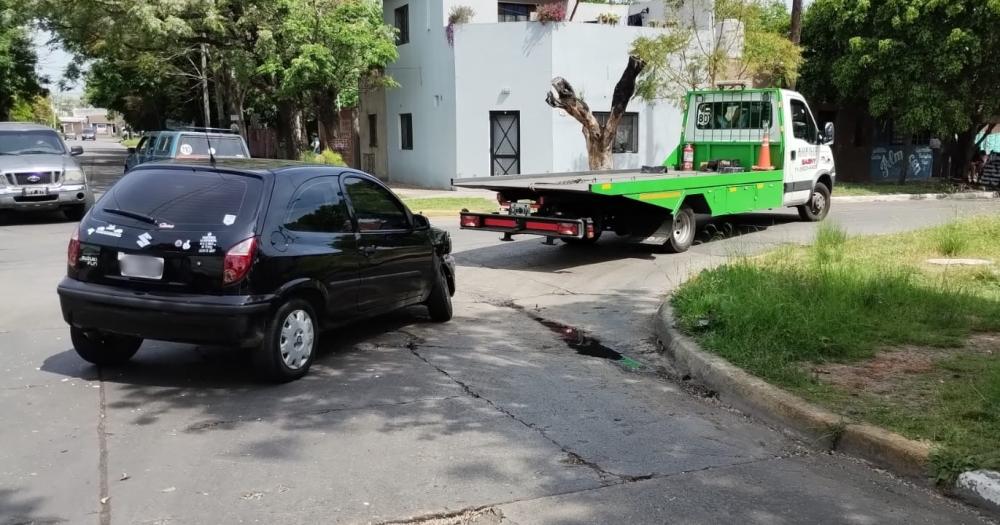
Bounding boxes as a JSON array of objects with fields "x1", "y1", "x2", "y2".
[{"x1": 752, "y1": 132, "x2": 774, "y2": 171}]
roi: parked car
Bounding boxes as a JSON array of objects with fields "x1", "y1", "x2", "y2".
[
  {"x1": 63, "y1": 131, "x2": 77, "y2": 140},
  {"x1": 124, "y1": 128, "x2": 250, "y2": 172},
  {"x1": 80, "y1": 127, "x2": 97, "y2": 141},
  {"x1": 57, "y1": 160, "x2": 455, "y2": 382},
  {"x1": 0, "y1": 122, "x2": 94, "y2": 220}
]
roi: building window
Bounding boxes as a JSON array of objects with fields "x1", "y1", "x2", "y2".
[
  {"x1": 400, "y1": 113, "x2": 413, "y2": 150},
  {"x1": 368, "y1": 114, "x2": 378, "y2": 147},
  {"x1": 498, "y1": 2, "x2": 534, "y2": 22},
  {"x1": 394, "y1": 5, "x2": 409, "y2": 45},
  {"x1": 594, "y1": 112, "x2": 639, "y2": 153}
]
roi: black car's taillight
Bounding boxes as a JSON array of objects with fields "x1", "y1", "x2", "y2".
[
  {"x1": 223, "y1": 236, "x2": 256, "y2": 285},
  {"x1": 68, "y1": 228, "x2": 80, "y2": 269}
]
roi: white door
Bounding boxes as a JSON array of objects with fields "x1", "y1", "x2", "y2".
[{"x1": 783, "y1": 96, "x2": 821, "y2": 206}]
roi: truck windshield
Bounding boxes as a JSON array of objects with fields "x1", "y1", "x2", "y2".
[{"x1": 0, "y1": 130, "x2": 66, "y2": 155}]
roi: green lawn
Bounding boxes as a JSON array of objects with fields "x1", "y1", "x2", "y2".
[
  {"x1": 120, "y1": 138, "x2": 140, "y2": 148},
  {"x1": 402, "y1": 197, "x2": 496, "y2": 216},
  {"x1": 672, "y1": 216, "x2": 1000, "y2": 483},
  {"x1": 836, "y1": 180, "x2": 963, "y2": 196}
]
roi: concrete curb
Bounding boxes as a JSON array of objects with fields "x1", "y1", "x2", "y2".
[
  {"x1": 833, "y1": 191, "x2": 998, "y2": 203},
  {"x1": 654, "y1": 302, "x2": 1000, "y2": 513}
]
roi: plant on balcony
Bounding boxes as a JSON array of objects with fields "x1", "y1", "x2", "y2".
[
  {"x1": 596, "y1": 12, "x2": 620, "y2": 25},
  {"x1": 535, "y1": 3, "x2": 565, "y2": 24},
  {"x1": 446, "y1": 6, "x2": 475, "y2": 46}
]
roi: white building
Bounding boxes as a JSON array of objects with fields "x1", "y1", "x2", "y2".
[{"x1": 360, "y1": 0, "x2": 723, "y2": 189}]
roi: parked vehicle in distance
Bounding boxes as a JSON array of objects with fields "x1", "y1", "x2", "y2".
[
  {"x1": 80, "y1": 127, "x2": 97, "y2": 141},
  {"x1": 0, "y1": 122, "x2": 94, "y2": 220},
  {"x1": 57, "y1": 160, "x2": 455, "y2": 382},
  {"x1": 63, "y1": 130, "x2": 77, "y2": 140},
  {"x1": 124, "y1": 128, "x2": 250, "y2": 172},
  {"x1": 456, "y1": 87, "x2": 835, "y2": 253}
]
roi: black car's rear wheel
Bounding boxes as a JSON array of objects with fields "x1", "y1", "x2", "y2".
[
  {"x1": 70, "y1": 327, "x2": 142, "y2": 365},
  {"x1": 253, "y1": 299, "x2": 317, "y2": 383},
  {"x1": 425, "y1": 261, "x2": 453, "y2": 323}
]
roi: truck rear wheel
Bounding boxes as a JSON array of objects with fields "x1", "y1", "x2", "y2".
[
  {"x1": 663, "y1": 206, "x2": 696, "y2": 253},
  {"x1": 797, "y1": 183, "x2": 831, "y2": 222}
]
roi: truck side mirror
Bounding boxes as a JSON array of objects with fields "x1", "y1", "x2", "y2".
[{"x1": 823, "y1": 122, "x2": 835, "y2": 144}]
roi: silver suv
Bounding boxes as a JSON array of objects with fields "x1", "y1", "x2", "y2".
[{"x1": 0, "y1": 122, "x2": 95, "y2": 220}]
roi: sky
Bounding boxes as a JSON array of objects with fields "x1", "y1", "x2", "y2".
[{"x1": 32, "y1": 0, "x2": 811, "y2": 99}]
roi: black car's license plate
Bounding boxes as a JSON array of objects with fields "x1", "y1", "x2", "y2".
[{"x1": 118, "y1": 253, "x2": 164, "y2": 280}]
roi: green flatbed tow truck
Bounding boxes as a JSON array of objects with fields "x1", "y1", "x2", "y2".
[{"x1": 454, "y1": 88, "x2": 836, "y2": 252}]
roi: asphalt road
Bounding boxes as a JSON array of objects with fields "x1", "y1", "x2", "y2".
[{"x1": 1, "y1": 143, "x2": 998, "y2": 524}]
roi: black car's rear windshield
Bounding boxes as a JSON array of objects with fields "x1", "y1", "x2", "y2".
[
  {"x1": 97, "y1": 169, "x2": 263, "y2": 228},
  {"x1": 0, "y1": 130, "x2": 65, "y2": 155},
  {"x1": 175, "y1": 135, "x2": 247, "y2": 158}
]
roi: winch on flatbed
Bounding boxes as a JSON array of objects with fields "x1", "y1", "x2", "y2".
[{"x1": 454, "y1": 88, "x2": 836, "y2": 253}]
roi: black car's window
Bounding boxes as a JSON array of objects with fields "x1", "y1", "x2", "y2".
[
  {"x1": 176, "y1": 135, "x2": 247, "y2": 158},
  {"x1": 98, "y1": 169, "x2": 262, "y2": 227},
  {"x1": 0, "y1": 130, "x2": 65, "y2": 155},
  {"x1": 135, "y1": 136, "x2": 150, "y2": 153},
  {"x1": 343, "y1": 177, "x2": 409, "y2": 231},
  {"x1": 284, "y1": 178, "x2": 351, "y2": 233}
]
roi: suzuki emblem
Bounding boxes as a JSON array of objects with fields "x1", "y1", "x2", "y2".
[{"x1": 27, "y1": 174, "x2": 41, "y2": 183}]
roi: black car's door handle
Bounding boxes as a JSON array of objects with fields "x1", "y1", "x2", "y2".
[{"x1": 362, "y1": 245, "x2": 377, "y2": 257}]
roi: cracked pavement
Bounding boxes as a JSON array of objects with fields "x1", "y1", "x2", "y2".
[{"x1": 1, "y1": 141, "x2": 998, "y2": 524}]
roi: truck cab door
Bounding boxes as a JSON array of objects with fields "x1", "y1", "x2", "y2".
[{"x1": 783, "y1": 96, "x2": 821, "y2": 206}]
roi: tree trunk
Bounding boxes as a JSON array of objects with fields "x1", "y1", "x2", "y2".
[
  {"x1": 790, "y1": 0, "x2": 803, "y2": 45},
  {"x1": 951, "y1": 128, "x2": 977, "y2": 181},
  {"x1": 214, "y1": 71, "x2": 226, "y2": 130},
  {"x1": 315, "y1": 91, "x2": 340, "y2": 150},
  {"x1": 546, "y1": 56, "x2": 645, "y2": 171},
  {"x1": 277, "y1": 101, "x2": 305, "y2": 160},
  {"x1": 200, "y1": 44, "x2": 211, "y2": 128},
  {"x1": 898, "y1": 134, "x2": 913, "y2": 184}
]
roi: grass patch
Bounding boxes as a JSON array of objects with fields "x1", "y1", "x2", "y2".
[
  {"x1": 402, "y1": 197, "x2": 496, "y2": 216},
  {"x1": 120, "y1": 138, "x2": 140, "y2": 148},
  {"x1": 836, "y1": 181, "x2": 963, "y2": 196},
  {"x1": 672, "y1": 215, "x2": 1000, "y2": 482}
]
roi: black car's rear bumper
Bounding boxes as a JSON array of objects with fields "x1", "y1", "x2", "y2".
[{"x1": 57, "y1": 278, "x2": 273, "y2": 346}]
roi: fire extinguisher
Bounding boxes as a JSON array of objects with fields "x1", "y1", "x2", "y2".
[{"x1": 682, "y1": 143, "x2": 694, "y2": 171}]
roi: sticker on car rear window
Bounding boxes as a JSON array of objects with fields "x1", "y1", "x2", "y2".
[
  {"x1": 136, "y1": 232, "x2": 152, "y2": 248},
  {"x1": 199, "y1": 232, "x2": 217, "y2": 253},
  {"x1": 222, "y1": 214, "x2": 236, "y2": 226},
  {"x1": 94, "y1": 224, "x2": 123, "y2": 238},
  {"x1": 174, "y1": 239, "x2": 191, "y2": 250},
  {"x1": 179, "y1": 143, "x2": 193, "y2": 155},
  {"x1": 158, "y1": 222, "x2": 174, "y2": 229}
]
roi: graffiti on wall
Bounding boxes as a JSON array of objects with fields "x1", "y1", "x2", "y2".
[{"x1": 869, "y1": 146, "x2": 933, "y2": 181}]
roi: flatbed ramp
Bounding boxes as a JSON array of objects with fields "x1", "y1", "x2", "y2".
[{"x1": 451, "y1": 169, "x2": 720, "y2": 193}]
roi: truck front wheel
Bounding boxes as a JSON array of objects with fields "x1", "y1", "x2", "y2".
[
  {"x1": 797, "y1": 183, "x2": 831, "y2": 222},
  {"x1": 664, "y1": 206, "x2": 696, "y2": 253}
]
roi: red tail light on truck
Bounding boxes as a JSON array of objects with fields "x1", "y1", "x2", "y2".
[
  {"x1": 460, "y1": 214, "x2": 481, "y2": 228},
  {"x1": 223, "y1": 237, "x2": 256, "y2": 284}
]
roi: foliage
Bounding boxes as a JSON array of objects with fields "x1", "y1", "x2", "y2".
[
  {"x1": 596, "y1": 12, "x2": 621, "y2": 25},
  {"x1": 446, "y1": 5, "x2": 475, "y2": 46},
  {"x1": 401, "y1": 197, "x2": 495, "y2": 216},
  {"x1": 536, "y1": 3, "x2": 566, "y2": 23},
  {"x1": 9, "y1": 95, "x2": 56, "y2": 125},
  {"x1": 673, "y1": 215, "x2": 1000, "y2": 479},
  {"x1": 800, "y1": 0, "x2": 1000, "y2": 139},
  {"x1": 300, "y1": 148, "x2": 345, "y2": 166},
  {"x1": 632, "y1": 0, "x2": 800, "y2": 106},
  {"x1": 0, "y1": 0, "x2": 45, "y2": 120}
]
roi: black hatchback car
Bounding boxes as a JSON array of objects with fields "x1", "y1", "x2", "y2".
[{"x1": 57, "y1": 160, "x2": 455, "y2": 381}]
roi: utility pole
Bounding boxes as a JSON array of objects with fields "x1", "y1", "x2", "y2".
[{"x1": 201, "y1": 43, "x2": 211, "y2": 128}]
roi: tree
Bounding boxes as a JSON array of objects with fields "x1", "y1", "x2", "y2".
[
  {"x1": 549, "y1": 0, "x2": 799, "y2": 170},
  {"x1": 789, "y1": 0, "x2": 802, "y2": 44},
  {"x1": 0, "y1": 0, "x2": 45, "y2": 120},
  {"x1": 799, "y1": 0, "x2": 1000, "y2": 179}
]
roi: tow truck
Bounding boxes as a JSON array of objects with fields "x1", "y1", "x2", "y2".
[{"x1": 455, "y1": 88, "x2": 835, "y2": 252}]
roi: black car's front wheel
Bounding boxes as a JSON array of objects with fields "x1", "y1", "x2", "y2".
[
  {"x1": 70, "y1": 327, "x2": 142, "y2": 365},
  {"x1": 425, "y1": 261, "x2": 453, "y2": 323},
  {"x1": 253, "y1": 299, "x2": 317, "y2": 383}
]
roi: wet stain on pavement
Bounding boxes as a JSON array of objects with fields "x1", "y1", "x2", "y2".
[{"x1": 526, "y1": 313, "x2": 643, "y2": 370}]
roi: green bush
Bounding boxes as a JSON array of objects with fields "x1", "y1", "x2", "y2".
[{"x1": 300, "y1": 148, "x2": 346, "y2": 166}]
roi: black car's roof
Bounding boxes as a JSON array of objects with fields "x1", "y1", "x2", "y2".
[{"x1": 134, "y1": 158, "x2": 374, "y2": 179}]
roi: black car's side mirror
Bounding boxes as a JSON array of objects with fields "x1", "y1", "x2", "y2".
[
  {"x1": 128, "y1": 147, "x2": 136, "y2": 154},
  {"x1": 70, "y1": 146, "x2": 84, "y2": 156},
  {"x1": 412, "y1": 214, "x2": 430, "y2": 230}
]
